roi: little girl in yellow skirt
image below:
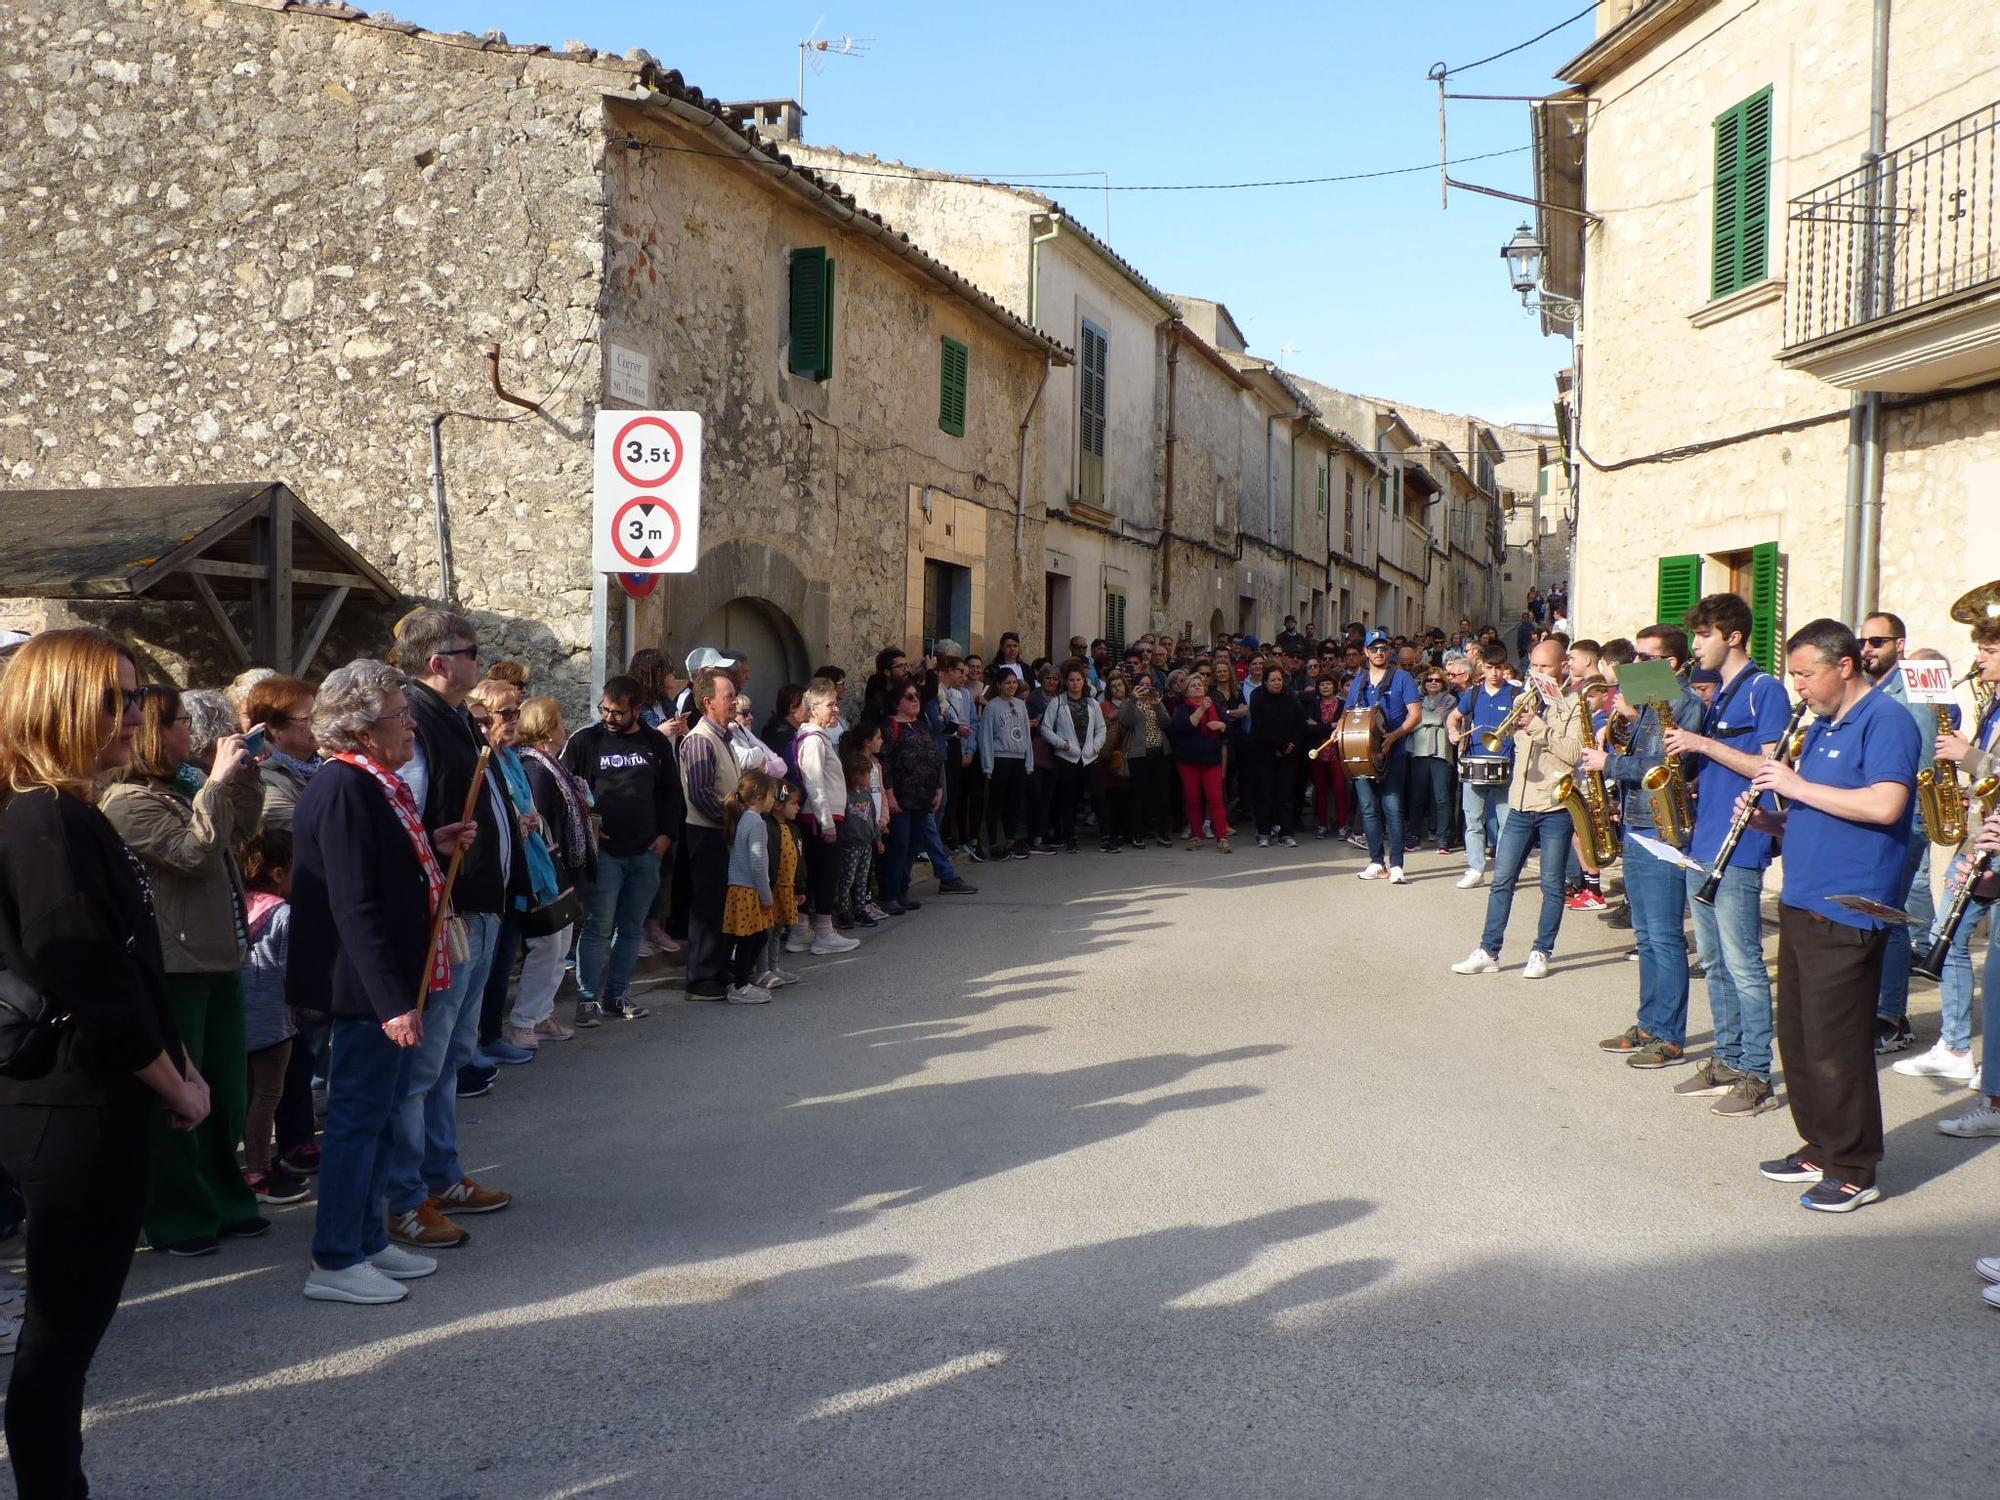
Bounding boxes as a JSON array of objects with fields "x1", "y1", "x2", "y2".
[
  {"x1": 722, "y1": 768, "x2": 779, "y2": 1004},
  {"x1": 756, "y1": 782, "x2": 804, "y2": 991}
]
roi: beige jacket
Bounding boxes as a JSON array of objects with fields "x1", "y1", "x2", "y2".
[
  {"x1": 1508, "y1": 686, "x2": 1589, "y2": 814},
  {"x1": 100, "y1": 773, "x2": 264, "y2": 974}
]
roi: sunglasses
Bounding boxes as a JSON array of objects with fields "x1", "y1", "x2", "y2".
[
  {"x1": 1631, "y1": 651, "x2": 1659, "y2": 662},
  {"x1": 1858, "y1": 636, "x2": 1897, "y2": 649},
  {"x1": 434, "y1": 644, "x2": 480, "y2": 660},
  {"x1": 103, "y1": 688, "x2": 137, "y2": 717}
]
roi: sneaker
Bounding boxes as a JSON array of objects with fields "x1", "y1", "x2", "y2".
[
  {"x1": 1984, "y1": 1283, "x2": 2000, "y2": 1311},
  {"x1": 1216, "y1": 839, "x2": 1231, "y2": 853},
  {"x1": 1522, "y1": 950, "x2": 1549, "y2": 980},
  {"x1": 1256, "y1": 835, "x2": 1270, "y2": 849},
  {"x1": 783, "y1": 924, "x2": 813, "y2": 953},
  {"x1": 1436, "y1": 843, "x2": 1451, "y2": 857},
  {"x1": 810, "y1": 931, "x2": 860, "y2": 955},
  {"x1": 1154, "y1": 835, "x2": 1173, "y2": 848},
  {"x1": 1939, "y1": 1102, "x2": 2000, "y2": 1138},
  {"x1": 853, "y1": 909, "x2": 880, "y2": 928},
  {"x1": 1186, "y1": 838, "x2": 1205, "y2": 851},
  {"x1": 1456, "y1": 869, "x2": 1485, "y2": 889},
  {"x1": 1673, "y1": 1057, "x2": 1744, "y2": 1096},
  {"x1": 304, "y1": 1262, "x2": 408, "y2": 1305},
  {"x1": 388, "y1": 1204, "x2": 469, "y2": 1248},
  {"x1": 882, "y1": 899, "x2": 908, "y2": 915},
  {"x1": 1603, "y1": 903, "x2": 1633, "y2": 930},
  {"x1": 1388, "y1": 866, "x2": 1408, "y2": 885},
  {"x1": 642, "y1": 920, "x2": 681, "y2": 954},
  {"x1": 833, "y1": 911, "x2": 856, "y2": 930},
  {"x1": 455, "y1": 1066, "x2": 495, "y2": 1099},
  {"x1": 1757, "y1": 1151, "x2": 1822, "y2": 1183},
  {"x1": 1873, "y1": 1015, "x2": 1917, "y2": 1054},
  {"x1": 1891, "y1": 1040, "x2": 1979, "y2": 1082},
  {"x1": 1801, "y1": 1179, "x2": 1881, "y2": 1213},
  {"x1": 1451, "y1": 949, "x2": 1498, "y2": 975},
  {"x1": 966, "y1": 844, "x2": 987, "y2": 863},
  {"x1": 937, "y1": 877, "x2": 978, "y2": 894},
  {"x1": 1562, "y1": 889, "x2": 1594, "y2": 911},
  {"x1": 246, "y1": 1168, "x2": 312, "y2": 1205},
  {"x1": 1281, "y1": 835, "x2": 1298, "y2": 848},
  {"x1": 684, "y1": 984, "x2": 728, "y2": 1002},
  {"x1": 769, "y1": 966, "x2": 801, "y2": 985},
  {"x1": 863, "y1": 902, "x2": 889, "y2": 920},
  {"x1": 533, "y1": 1016, "x2": 575, "y2": 1042},
  {"x1": 1627, "y1": 1039, "x2": 1686, "y2": 1069},
  {"x1": 1358, "y1": 863, "x2": 1385, "y2": 881},
  {"x1": 502, "y1": 1025, "x2": 542, "y2": 1053},
  {"x1": 635, "y1": 940, "x2": 660, "y2": 960},
  {"x1": 573, "y1": 1000, "x2": 605, "y2": 1029},
  {"x1": 154, "y1": 1236, "x2": 221, "y2": 1258},
  {"x1": 727, "y1": 983, "x2": 772, "y2": 1005},
  {"x1": 1031, "y1": 842, "x2": 1057, "y2": 856},
  {"x1": 1625, "y1": 951, "x2": 1641, "y2": 962},
  {"x1": 1314, "y1": 824, "x2": 1329, "y2": 840},
  {"x1": 220, "y1": 1216, "x2": 272, "y2": 1240},
  {"x1": 1711, "y1": 1075, "x2": 1779, "y2": 1117},
  {"x1": 431, "y1": 1177, "x2": 511, "y2": 1215},
  {"x1": 1012, "y1": 847, "x2": 1034, "y2": 860},
  {"x1": 1976, "y1": 1256, "x2": 2000, "y2": 1285},
  {"x1": 900, "y1": 897, "x2": 924, "y2": 911},
  {"x1": 602, "y1": 996, "x2": 651, "y2": 1020},
  {"x1": 1598, "y1": 1024, "x2": 1648, "y2": 1054},
  {"x1": 280, "y1": 1143, "x2": 322, "y2": 1176},
  {"x1": 1346, "y1": 833, "x2": 1370, "y2": 850},
  {"x1": 367, "y1": 1244, "x2": 439, "y2": 1280}
]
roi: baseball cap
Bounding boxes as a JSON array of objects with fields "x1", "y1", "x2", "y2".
[
  {"x1": 1364, "y1": 629, "x2": 1390, "y2": 648},
  {"x1": 684, "y1": 646, "x2": 743, "y2": 675}
]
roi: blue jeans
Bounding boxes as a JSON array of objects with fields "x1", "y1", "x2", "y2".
[
  {"x1": 1624, "y1": 836, "x2": 1689, "y2": 1045},
  {"x1": 386, "y1": 910, "x2": 499, "y2": 1216},
  {"x1": 1460, "y1": 782, "x2": 1508, "y2": 874},
  {"x1": 1353, "y1": 757, "x2": 1409, "y2": 867},
  {"x1": 883, "y1": 806, "x2": 960, "y2": 901},
  {"x1": 312, "y1": 1016, "x2": 418, "y2": 1270},
  {"x1": 1929, "y1": 853, "x2": 1991, "y2": 1054},
  {"x1": 1875, "y1": 831, "x2": 1934, "y2": 1023},
  {"x1": 578, "y1": 851, "x2": 664, "y2": 1004},
  {"x1": 1480, "y1": 807, "x2": 1570, "y2": 959},
  {"x1": 1685, "y1": 862, "x2": 1774, "y2": 1079}
]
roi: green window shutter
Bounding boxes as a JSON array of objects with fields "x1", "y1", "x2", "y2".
[
  {"x1": 1078, "y1": 320, "x2": 1107, "y2": 502},
  {"x1": 938, "y1": 337, "x2": 968, "y2": 437},
  {"x1": 1104, "y1": 590, "x2": 1126, "y2": 654},
  {"x1": 1749, "y1": 540, "x2": 1782, "y2": 673},
  {"x1": 1711, "y1": 88, "x2": 1773, "y2": 299},
  {"x1": 1656, "y1": 553, "x2": 1703, "y2": 627},
  {"x1": 820, "y1": 257, "x2": 836, "y2": 379},
  {"x1": 788, "y1": 247, "x2": 827, "y2": 378},
  {"x1": 1316, "y1": 465, "x2": 1328, "y2": 517}
]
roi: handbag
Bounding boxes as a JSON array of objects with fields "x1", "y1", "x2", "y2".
[
  {"x1": 0, "y1": 965, "x2": 67, "y2": 1080},
  {"x1": 520, "y1": 886, "x2": 582, "y2": 938}
]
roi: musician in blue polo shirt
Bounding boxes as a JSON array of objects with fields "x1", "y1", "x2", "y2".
[
  {"x1": 1662, "y1": 593, "x2": 1799, "y2": 1118},
  {"x1": 1737, "y1": 618, "x2": 1922, "y2": 1213},
  {"x1": 1445, "y1": 641, "x2": 1519, "y2": 890},
  {"x1": 1344, "y1": 629, "x2": 1421, "y2": 883}
]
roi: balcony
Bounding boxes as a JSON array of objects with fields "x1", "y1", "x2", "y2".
[{"x1": 1781, "y1": 101, "x2": 2000, "y2": 392}]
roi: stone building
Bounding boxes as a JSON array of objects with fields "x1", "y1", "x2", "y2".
[
  {"x1": 0, "y1": 0, "x2": 1061, "y2": 703},
  {"x1": 1496, "y1": 422, "x2": 1573, "y2": 622},
  {"x1": 1533, "y1": 0, "x2": 2000, "y2": 663}
]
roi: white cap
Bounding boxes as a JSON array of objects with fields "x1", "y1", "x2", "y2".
[{"x1": 684, "y1": 645, "x2": 743, "y2": 675}]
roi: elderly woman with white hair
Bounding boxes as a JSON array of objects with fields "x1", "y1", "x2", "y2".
[
  {"x1": 791, "y1": 677, "x2": 857, "y2": 953},
  {"x1": 290, "y1": 659, "x2": 476, "y2": 1306}
]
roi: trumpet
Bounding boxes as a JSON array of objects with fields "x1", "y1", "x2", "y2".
[
  {"x1": 1478, "y1": 681, "x2": 1542, "y2": 752},
  {"x1": 1694, "y1": 699, "x2": 1810, "y2": 907}
]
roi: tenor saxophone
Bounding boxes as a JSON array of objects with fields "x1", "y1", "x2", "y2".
[
  {"x1": 1916, "y1": 676, "x2": 1979, "y2": 845},
  {"x1": 1640, "y1": 697, "x2": 1694, "y2": 850}
]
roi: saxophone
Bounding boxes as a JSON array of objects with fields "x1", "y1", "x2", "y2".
[
  {"x1": 1640, "y1": 697, "x2": 1694, "y2": 849},
  {"x1": 1916, "y1": 683, "x2": 1977, "y2": 846},
  {"x1": 1552, "y1": 684, "x2": 1620, "y2": 868}
]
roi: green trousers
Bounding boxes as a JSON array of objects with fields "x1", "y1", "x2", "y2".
[{"x1": 144, "y1": 971, "x2": 259, "y2": 1246}]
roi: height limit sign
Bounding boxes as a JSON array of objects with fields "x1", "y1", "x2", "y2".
[{"x1": 592, "y1": 411, "x2": 701, "y2": 573}]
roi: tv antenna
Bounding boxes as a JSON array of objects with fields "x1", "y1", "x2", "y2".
[{"x1": 799, "y1": 18, "x2": 871, "y2": 110}]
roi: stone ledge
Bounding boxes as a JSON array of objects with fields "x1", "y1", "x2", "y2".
[{"x1": 1688, "y1": 277, "x2": 1785, "y2": 330}]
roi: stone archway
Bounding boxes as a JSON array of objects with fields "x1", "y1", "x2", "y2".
[
  {"x1": 692, "y1": 596, "x2": 811, "y2": 708},
  {"x1": 658, "y1": 536, "x2": 829, "y2": 692}
]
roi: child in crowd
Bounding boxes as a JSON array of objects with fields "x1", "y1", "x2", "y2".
[
  {"x1": 239, "y1": 827, "x2": 309, "y2": 1205},
  {"x1": 722, "y1": 769, "x2": 779, "y2": 1005},
  {"x1": 759, "y1": 783, "x2": 804, "y2": 990},
  {"x1": 837, "y1": 726, "x2": 885, "y2": 927}
]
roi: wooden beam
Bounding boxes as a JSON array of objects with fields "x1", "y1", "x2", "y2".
[
  {"x1": 126, "y1": 490, "x2": 271, "y2": 595},
  {"x1": 291, "y1": 585, "x2": 348, "y2": 676},
  {"x1": 291, "y1": 567, "x2": 373, "y2": 589},
  {"x1": 188, "y1": 572, "x2": 252, "y2": 668},
  {"x1": 269, "y1": 485, "x2": 294, "y2": 670},
  {"x1": 181, "y1": 558, "x2": 269, "y2": 581}
]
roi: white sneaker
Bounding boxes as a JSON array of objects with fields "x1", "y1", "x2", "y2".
[
  {"x1": 1939, "y1": 1101, "x2": 2000, "y2": 1137},
  {"x1": 1456, "y1": 869, "x2": 1485, "y2": 889},
  {"x1": 1522, "y1": 950, "x2": 1550, "y2": 980},
  {"x1": 1280, "y1": 835, "x2": 1297, "y2": 848},
  {"x1": 1451, "y1": 949, "x2": 1497, "y2": 975},
  {"x1": 1975, "y1": 1255, "x2": 2000, "y2": 1285},
  {"x1": 1985, "y1": 1283, "x2": 2000, "y2": 1312},
  {"x1": 1358, "y1": 862, "x2": 1385, "y2": 881},
  {"x1": 726, "y1": 983, "x2": 773, "y2": 1005},
  {"x1": 1388, "y1": 866, "x2": 1408, "y2": 885},
  {"x1": 368, "y1": 1244, "x2": 438, "y2": 1280},
  {"x1": 1893, "y1": 1040, "x2": 1979, "y2": 1082},
  {"x1": 782, "y1": 924, "x2": 813, "y2": 954},
  {"x1": 1255, "y1": 834, "x2": 1270, "y2": 848},
  {"x1": 809, "y1": 932, "x2": 860, "y2": 955},
  {"x1": 304, "y1": 1262, "x2": 409, "y2": 1305},
  {"x1": 757, "y1": 969, "x2": 801, "y2": 989}
]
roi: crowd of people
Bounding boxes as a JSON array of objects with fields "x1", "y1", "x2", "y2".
[{"x1": 0, "y1": 583, "x2": 1997, "y2": 1495}]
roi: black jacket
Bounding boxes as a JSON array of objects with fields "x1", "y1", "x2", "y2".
[
  {"x1": 0, "y1": 788, "x2": 178, "y2": 1106},
  {"x1": 522, "y1": 750, "x2": 596, "y2": 887},
  {"x1": 289, "y1": 761, "x2": 433, "y2": 1026},
  {"x1": 1250, "y1": 686, "x2": 1305, "y2": 755},
  {"x1": 405, "y1": 680, "x2": 524, "y2": 915},
  {"x1": 560, "y1": 721, "x2": 684, "y2": 858}
]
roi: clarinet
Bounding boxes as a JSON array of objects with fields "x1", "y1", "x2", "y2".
[
  {"x1": 1915, "y1": 850, "x2": 1996, "y2": 981},
  {"x1": 1694, "y1": 698, "x2": 1811, "y2": 908}
]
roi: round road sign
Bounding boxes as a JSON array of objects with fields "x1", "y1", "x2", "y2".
[
  {"x1": 610, "y1": 497, "x2": 683, "y2": 568},
  {"x1": 611, "y1": 415, "x2": 687, "y2": 490}
]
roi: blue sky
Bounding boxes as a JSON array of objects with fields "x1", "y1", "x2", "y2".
[{"x1": 393, "y1": 0, "x2": 1586, "y2": 424}]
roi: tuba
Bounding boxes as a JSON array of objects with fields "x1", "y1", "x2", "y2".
[{"x1": 1640, "y1": 697, "x2": 1694, "y2": 849}]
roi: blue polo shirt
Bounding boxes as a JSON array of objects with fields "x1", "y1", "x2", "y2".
[
  {"x1": 1347, "y1": 668, "x2": 1420, "y2": 763},
  {"x1": 1781, "y1": 686, "x2": 1923, "y2": 928},
  {"x1": 1458, "y1": 682, "x2": 1521, "y2": 765},
  {"x1": 1687, "y1": 664, "x2": 1796, "y2": 871}
]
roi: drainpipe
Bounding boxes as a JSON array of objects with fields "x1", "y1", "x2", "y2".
[
  {"x1": 426, "y1": 414, "x2": 454, "y2": 603},
  {"x1": 1843, "y1": 0, "x2": 1892, "y2": 622},
  {"x1": 1287, "y1": 417, "x2": 1305, "y2": 621},
  {"x1": 1162, "y1": 324, "x2": 1181, "y2": 604},
  {"x1": 1029, "y1": 215, "x2": 1061, "y2": 327}
]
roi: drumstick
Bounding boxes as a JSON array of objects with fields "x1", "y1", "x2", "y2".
[{"x1": 416, "y1": 745, "x2": 491, "y2": 1014}]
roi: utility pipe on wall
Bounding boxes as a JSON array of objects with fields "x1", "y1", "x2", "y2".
[
  {"x1": 1161, "y1": 324, "x2": 1181, "y2": 604},
  {"x1": 1843, "y1": 0, "x2": 1892, "y2": 622}
]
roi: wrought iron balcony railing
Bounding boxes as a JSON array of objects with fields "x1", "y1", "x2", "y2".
[{"x1": 1784, "y1": 100, "x2": 2000, "y2": 349}]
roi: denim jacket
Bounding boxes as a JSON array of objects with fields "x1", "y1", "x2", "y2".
[{"x1": 1603, "y1": 686, "x2": 1706, "y2": 832}]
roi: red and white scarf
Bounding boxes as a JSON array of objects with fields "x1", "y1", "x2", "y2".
[{"x1": 331, "y1": 751, "x2": 451, "y2": 993}]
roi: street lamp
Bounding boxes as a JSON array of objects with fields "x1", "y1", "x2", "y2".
[{"x1": 1499, "y1": 221, "x2": 1578, "y2": 323}]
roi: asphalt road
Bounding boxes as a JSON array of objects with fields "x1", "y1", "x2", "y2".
[{"x1": 66, "y1": 836, "x2": 2000, "y2": 1498}]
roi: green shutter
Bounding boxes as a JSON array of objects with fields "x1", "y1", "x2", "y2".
[
  {"x1": 1711, "y1": 88, "x2": 1773, "y2": 299},
  {"x1": 1104, "y1": 590, "x2": 1126, "y2": 654},
  {"x1": 788, "y1": 247, "x2": 827, "y2": 378},
  {"x1": 1657, "y1": 553, "x2": 1703, "y2": 628},
  {"x1": 1078, "y1": 321, "x2": 1107, "y2": 502},
  {"x1": 1316, "y1": 465, "x2": 1328, "y2": 517},
  {"x1": 939, "y1": 337, "x2": 968, "y2": 437},
  {"x1": 1749, "y1": 540, "x2": 1782, "y2": 673}
]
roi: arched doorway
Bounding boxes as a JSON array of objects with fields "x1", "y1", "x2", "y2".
[
  {"x1": 693, "y1": 596, "x2": 812, "y2": 709},
  {"x1": 1207, "y1": 608, "x2": 1225, "y2": 647}
]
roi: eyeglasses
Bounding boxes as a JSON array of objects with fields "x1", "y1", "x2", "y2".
[
  {"x1": 372, "y1": 708, "x2": 416, "y2": 727},
  {"x1": 435, "y1": 644, "x2": 479, "y2": 659},
  {"x1": 599, "y1": 703, "x2": 635, "y2": 718},
  {"x1": 1858, "y1": 636, "x2": 1897, "y2": 649}
]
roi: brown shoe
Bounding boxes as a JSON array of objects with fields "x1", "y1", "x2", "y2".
[
  {"x1": 429, "y1": 1176, "x2": 512, "y2": 1216},
  {"x1": 1216, "y1": 838, "x2": 1232, "y2": 853},
  {"x1": 388, "y1": 1202, "x2": 469, "y2": 1249},
  {"x1": 1598, "y1": 1024, "x2": 1649, "y2": 1054},
  {"x1": 1626, "y1": 1039, "x2": 1686, "y2": 1069},
  {"x1": 1673, "y1": 1057, "x2": 1743, "y2": 1096},
  {"x1": 1710, "y1": 1074, "x2": 1778, "y2": 1117}
]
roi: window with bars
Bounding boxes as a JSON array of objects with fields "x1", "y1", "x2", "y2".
[
  {"x1": 788, "y1": 246, "x2": 835, "y2": 380},
  {"x1": 1078, "y1": 320, "x2": 1108, "y2": 503},
  {"x1": 938, "y1": 337, "x2": 968, "y2": 437},
  {"x1": 1711, "y1": 87, "x2": 1774, "y2": 300}
]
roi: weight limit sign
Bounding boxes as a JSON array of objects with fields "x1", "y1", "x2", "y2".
[{"x1": 592, "y1": 409, "x2": 702, "y2": 574}]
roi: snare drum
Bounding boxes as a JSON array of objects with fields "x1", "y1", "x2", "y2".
[{"x1": 1461, "y1": 755, "x2": 1510, "y2": 787}]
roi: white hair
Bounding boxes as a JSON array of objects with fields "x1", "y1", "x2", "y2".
[{"x1": 313, "y1": 659, "x2": 408, "y2": 752}]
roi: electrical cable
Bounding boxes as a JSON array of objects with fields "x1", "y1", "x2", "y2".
[{"x1": 1436, "y1": 0, "x2": 1604, "y2": 78}]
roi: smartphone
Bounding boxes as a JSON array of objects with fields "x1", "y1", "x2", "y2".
[{"x1": 242, "y1": 724, "x2": 268, "y2": 756}]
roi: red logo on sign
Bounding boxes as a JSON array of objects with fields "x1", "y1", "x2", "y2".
[
  {"x1": 610, "y1": 497, "x2": 682, "y2": 568},
  {"x1": 611, "y1": 416, "x2": 686, "y2": 490}
]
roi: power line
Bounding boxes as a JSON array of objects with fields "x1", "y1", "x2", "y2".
[{"x1": 1437, "y1": 0, "x2": 1603, "y2": 78}]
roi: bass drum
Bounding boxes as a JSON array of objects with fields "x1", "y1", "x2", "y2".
[{"x1": 1338, "y1": 707, "x2": 1385, "y2": 780}]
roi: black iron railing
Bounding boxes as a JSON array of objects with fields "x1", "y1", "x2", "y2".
[{"x1": 1784, "y1": 100, "x2": 2000, "y2": 349}]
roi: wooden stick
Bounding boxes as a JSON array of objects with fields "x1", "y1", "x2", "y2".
[{"x1": 416, "y1": 745, "x2": 491, "y2": 1014}]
